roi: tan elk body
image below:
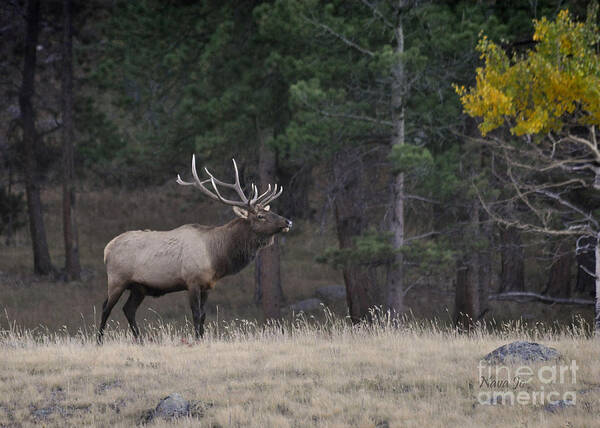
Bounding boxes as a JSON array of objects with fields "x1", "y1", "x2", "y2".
[
  {"x1": 104, "y1": 226, "x2": 213, "y2": 290},
  {"x1": 98, "y1": 156, "x2": 291, "y2": 342}
]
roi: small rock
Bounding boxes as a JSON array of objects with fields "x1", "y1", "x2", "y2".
[
  {"x1": 477, "y1": 395, "x2": 505, "y2": 406},
  {"x1": 49, "y1": 386, "x2": 65, "y2": 402},
  {"x1": 31, "y1": 406, "x2": 54, "y2": 419},
  {"x1": 139, "y1": 408, "x2": 155, "y2": 424},
  {"x1": 154, "y1": 393, "x2": 190, "y2": 419},
  {"x1": 484, "y1": 341, "x2": 560, "y2": 364},
  {"x1": 109, "y1": 398, "x2": 127, "y2": 414},
  {"x1": 30, "y1": 404, "x2": 89, "y2": 419},
  {"x1": 95, "y1": 380, "x2": 122, "y2": 395},
  {"x1": 287, "y1": 298, "x2": 323, "y2": 313},
  {"x1": 140, "y1": 394, "x2": 209, "y2": 424},
  {"x1": 544, "y1": 399, "x2": 575, "y2": 413},
  {"x1": 315, "y1": 285, "x2": 346, "y2": 302},
  {"x1": 579, "y1": 385, "x2": 600, "y2": 395}
]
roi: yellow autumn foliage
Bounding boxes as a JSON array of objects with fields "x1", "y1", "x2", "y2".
[{"x1": 456, "y1": 8, "x2": 600, "y2": 136}]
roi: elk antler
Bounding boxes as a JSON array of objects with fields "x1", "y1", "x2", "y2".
[{"x1": 176, "y1": 155, "x2": 283, "y2": 208}]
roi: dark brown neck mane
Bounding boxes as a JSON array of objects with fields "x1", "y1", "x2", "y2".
[{"x1": 210, "y1": 218, "x2": 272, "y2": 279}]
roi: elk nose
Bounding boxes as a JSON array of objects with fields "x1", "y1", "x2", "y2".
[{"x1": 286, "y1": 220, "x2": 293, "y2": 229}]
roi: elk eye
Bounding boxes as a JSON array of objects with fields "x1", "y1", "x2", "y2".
[{"x1": 257, "y1": 214, "x2": 266, "y2": 220}]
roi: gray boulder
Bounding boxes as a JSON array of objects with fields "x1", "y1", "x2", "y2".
[
  {"x1": 288, "y1": 298, "x2": 323, "y2": 313},
  {"x1": 95, "y1": 380, "x2": 122, "y2": 395},
  {"x1": 139, "y1": 393, "x2": 189, "y2": 423},
  {"x1": 139, "y1": 393, "x2": 211, "y2": 424},
  {"x1": 154, "y1": 393, "x2": 190, "y2": 419},
  {"x1": 484, "y1": 341, "x2": 560, "y2": 364},
  {"x1": 315, "y1": 285, "x2": 346, "y2": 303}
]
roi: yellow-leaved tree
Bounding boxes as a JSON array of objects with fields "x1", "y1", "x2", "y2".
[{"x1": 457, "y1": 7, "x2": 600, "y2": 334}]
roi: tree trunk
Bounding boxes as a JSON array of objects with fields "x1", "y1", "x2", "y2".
[
  {"x1": 333, "y1": 152, "x2": 376, "y2": 323},
  {"x1": 477, "y1": 143, "x2": 491, "y2": 317},
  {"x1": 20, "y1": 0, "x2": 53, "y2": 275},
  {"x1": 595, "y1": 234, "x2": 600, "y2": 335},
  {"x1": 594, "y1": 234, "x2": 600, "y2": 335},
  {"x1": 478, "y1": 220, "x2": 492, "y2": 318},
  {"x1": 575, "y1": 236, "x2": 595, "y2": 295},
  {"x1": 499, "y1": 227, "x2": 525, "y2": 292},
  {"x1": 276, "y1": 164, "x2": 312, "y2": 220},
  {"x1": 454, "y1": 258, "x2": 481, "y2": 329},
  {"x1": 454, "y1": 261, "x2": 479, "y2": 330},
  {"x1": 386, "y1": 10, "x2": 405, "y2": 314},
  {"x1": 5, "y1": 166, "x2": 16, "y2": 246},
  {"x1": 544, "y1": 240, "x2": 573, "y2": 298},
  {"x1": 255, "y1": 126, "x2": 283, "y2": 319},
  {"x1": 62, "y1": 0, "x2": 81, "y2": 280},
  {"x1": 454, "y1": 204, "x2": 481, "y2": 330}
]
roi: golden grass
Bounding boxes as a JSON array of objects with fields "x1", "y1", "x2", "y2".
[
  {"x1": 2, "y1": 185, "x2": 598, "y2": 426},
  {"x1": 1, "y1": 314, "x2": 598, "y2": 427}
]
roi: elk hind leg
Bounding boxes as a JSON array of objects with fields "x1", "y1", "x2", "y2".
[
  {"x1": 199, "y1": 290, "x2": 208, "y2": 336},
  {"x1": 123, "y1": 284, "x2": 146, "y2": 340},
  {"x1": 97, "y1": 285, "x2": 126, "y2": 344}
]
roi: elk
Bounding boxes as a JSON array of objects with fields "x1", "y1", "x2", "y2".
[{"x1": 98, "y1": 155, "x2": 292, "y2": 342}]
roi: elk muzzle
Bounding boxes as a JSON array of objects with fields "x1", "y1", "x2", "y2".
[{"x1": 282, "y1": 219, "x2": 292, "y2": 232}]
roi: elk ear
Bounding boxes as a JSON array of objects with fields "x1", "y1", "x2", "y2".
[
  {"x1": 263, "y1": 205, "x2": 270, "y2": 211},
  {"x1": 232, "y1": 206, "x2": 249, "y2": 219}
]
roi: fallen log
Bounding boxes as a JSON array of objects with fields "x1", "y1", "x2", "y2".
[{"x1": 489, "y1": 291, "x2": 594, "y2": 306}]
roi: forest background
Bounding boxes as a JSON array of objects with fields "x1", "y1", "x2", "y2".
[{"x1": 1, "y1": 0, "x2": 598, "y2": 334}]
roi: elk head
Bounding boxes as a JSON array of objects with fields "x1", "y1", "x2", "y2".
[{"x1": 176, "y1": 155, "x2": 292, "y2": 238}]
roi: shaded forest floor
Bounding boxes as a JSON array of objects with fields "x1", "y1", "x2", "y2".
[
  {"x1": 0, "y1": 185, "x2": 594, "y2": 333},
  {"x1": 0, "y1": 184, "x2": 342, "y2": 331},
  {"x1": 0, "y1": 319, "x2": 598, "y2": 427}
]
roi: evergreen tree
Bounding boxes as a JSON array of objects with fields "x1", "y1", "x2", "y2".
[
  {"x1": 62, "y1": 0, "x2": 81, "y2": 281},
  {"x1": 20, "y1": 0, "x2": 54, "y2": 275}
]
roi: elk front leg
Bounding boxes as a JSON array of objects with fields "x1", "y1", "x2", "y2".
[{"x1": 188, "y1": 288, "x2": 208, "y2": 339}]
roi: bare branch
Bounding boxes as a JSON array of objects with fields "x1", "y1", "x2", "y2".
[
  {"x1": 565, "y1": 134, "x2": 600, "y2": 161},
  {"x1": 473, "y1": 183, "x2": 595, "y2": 236},
  {"x1": 302, "y1": 16, "x2": 375, "y2": 57},
  {"x1": 360, "y1": 0, "x2": 394, "y2": 28},
  {"x1": 489, "y1": 291, "x2": 594, "y2": 306},
  {"x1": 509, "y1": 156, "x2": 597, "y2": 173},
  {"x1": 535, "y1": 189, "x2": 599, "y2": 229},
  {"x1": 490, "y1": 178, "x2": 587, "y2": 207},
  {"x1": 38, "y1": 123, "x2": 61, "y2": 137},
  {"x1": 403, "y1": 193, "x2": 441, "y2": 204},
  {"x1": 504, "y1": 149, "x2": 546, "y2": 226},
  {"x1": 315, "y1": 109, "x2": 393, "y2": 127},
  {"x1": 579, "y1": 264, "x2": 596, "y2": 279},
  {"x1": 404, "y1": 230, "x2": 439, "y2": 242},
  {"x1": 467, "y1": 132, "x2": 598, "y2": 176},
  {"x1": 401, "y1": 282, "x2": 417, "y2": 297},
  {"x1": 295, "y1": 93, "x2": 393, "y2": 127}
]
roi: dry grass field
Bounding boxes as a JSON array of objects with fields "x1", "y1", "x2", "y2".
[{"x1": 0, "y1": 316, "x2": 599, "y2": 427}]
